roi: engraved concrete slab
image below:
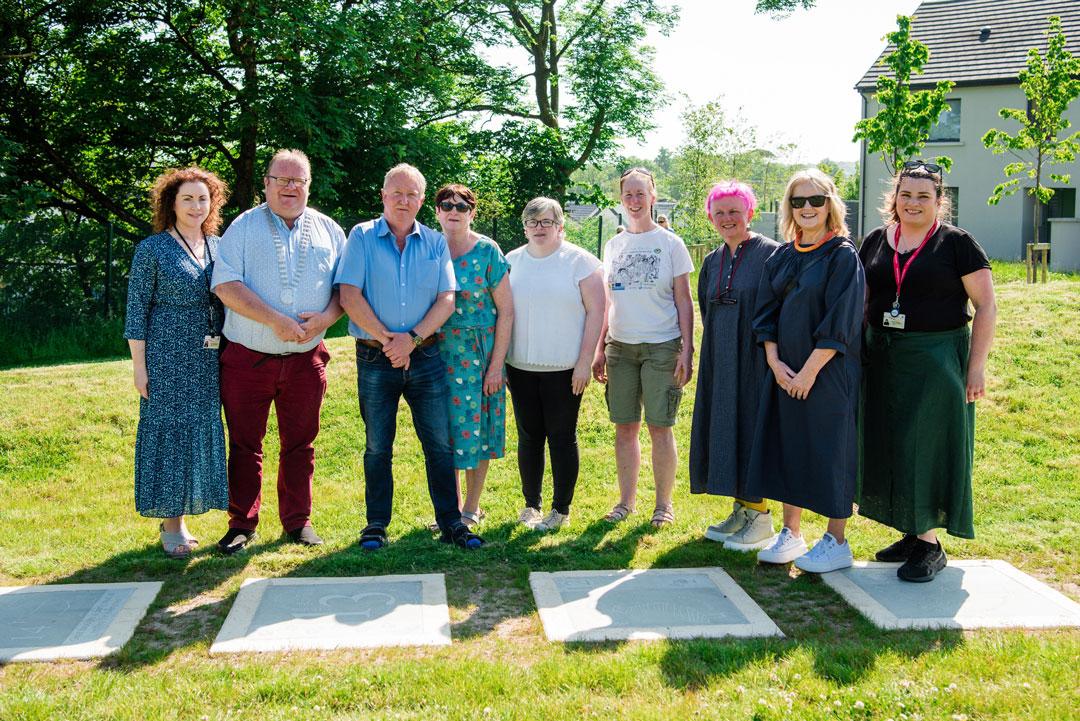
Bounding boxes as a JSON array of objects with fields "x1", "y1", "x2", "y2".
[
  {"x1": 210, "y1": 575, "x2": 451, "y2": 653},
  {"x1": 0, "y1": 582, "x2": 162, "y2": 662},
  {"x1": 821, "y1": 560, "x2": 1080, "y2": 630},
  {"x1": 530, "y1": 568, "x2": 783, "y2": 642}
]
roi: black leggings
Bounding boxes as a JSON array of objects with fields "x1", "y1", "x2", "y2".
[{"x1": 506, "y1": 365, "x2": 583, "y2": 515}]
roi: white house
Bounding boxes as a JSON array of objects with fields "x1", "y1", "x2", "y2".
[{"x1": 856, "y1": 0, "x2": 1080, "y2": 264}]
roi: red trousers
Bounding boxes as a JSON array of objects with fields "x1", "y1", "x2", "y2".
[{"x1": 220, "y1": 341, "x2": 330, "y2": 532}]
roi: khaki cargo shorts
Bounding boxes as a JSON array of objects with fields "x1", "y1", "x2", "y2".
[{"x1": 604, "y1": 338, "x2": 683, "y2": 427}]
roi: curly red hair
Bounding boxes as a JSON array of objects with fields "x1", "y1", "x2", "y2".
[{"x1": 150, "y1": 166, "x2": 230, "y2": 235}]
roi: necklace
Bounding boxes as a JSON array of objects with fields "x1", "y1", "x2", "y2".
[{"x1": 265, "y1": 206, "x2": 312, "y2": 306}]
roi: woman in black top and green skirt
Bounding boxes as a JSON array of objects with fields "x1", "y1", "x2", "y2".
[{"x1": 858, "y1": 161, "x2": 997, "y2": 582}]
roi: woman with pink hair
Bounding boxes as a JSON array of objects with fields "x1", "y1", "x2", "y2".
[{"x1": 689, "y1": 181, "x2": 781, "y2": 551}]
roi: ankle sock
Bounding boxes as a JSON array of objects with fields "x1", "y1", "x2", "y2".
[{"x1": 737, "y1": 498, "x2": 769, "y2": 513}]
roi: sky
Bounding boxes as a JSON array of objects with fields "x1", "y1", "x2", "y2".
[{"x1": 622, "y1": 0, "x2": 923, "y2": 164}]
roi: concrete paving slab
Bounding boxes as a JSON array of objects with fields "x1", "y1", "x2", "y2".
[
  {"x1": 0, "y1": 582, "x2": 162, "y2": 662},
  {"x1": 530, "y1": 567, "x2": 783, "y2": 642},
  {"x1": 210, "y1": 575, "x2": 451, "y2": 653},
  {"x1": 821, "y1": 560, "x2": 1080, "y2": 630}
]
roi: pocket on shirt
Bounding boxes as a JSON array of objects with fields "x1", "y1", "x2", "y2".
[{"x1": 418, "y1": 255, "x2": 443, "y2": 291}]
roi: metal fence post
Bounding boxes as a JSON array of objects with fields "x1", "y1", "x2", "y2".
[
  {"x1": 492, "y1": 216, "x2": 498, "y2": 245},
  {"x1": 596, "y1": 215, "x2": 603, "y2": 257},
  {"x1": 104, "y1": 221, "x2": 114, "y2": 319}
]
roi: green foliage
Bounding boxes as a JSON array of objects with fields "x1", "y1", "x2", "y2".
[
  {"x1": 818, "y1": 159, "x2": 861, "y2": 201},
  {"x1": 755, "y1": 0, "x2": 816, "y2": 15},
  {"x1": 853, "y1": 15, "x2": 955, "y2": 176},
  {"x1": 982, "y1": 16, "x2": 1080, "y2": 245}
]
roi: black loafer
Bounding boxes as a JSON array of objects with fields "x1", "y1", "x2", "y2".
[
  {"x1": 897, "y1": 539, "x2": 947, "y2": 583},
  {"x1": 875, "y1": 533, "x2": 919, "y2": 562},
  {"x1": 218, "y1": 528, "x2": 256, "y2": 555},
  {"x1": 286, "y1": 526, "x2": 324, "y2": 546}
]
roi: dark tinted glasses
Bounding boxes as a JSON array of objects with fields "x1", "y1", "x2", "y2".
[
  {"x1": 790, "y1": 195, "x2": 827, "y2": 209},
  {"x1": 438, "y1": 200, "x2": 473, "y2": 213},
  {"x1": 902, "y1": 159, "x2": 942, "y2": 174}
]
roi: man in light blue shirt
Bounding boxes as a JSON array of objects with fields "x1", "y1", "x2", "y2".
[
  {"x1": 336, "y1": 163, "x2": 483, "y2": 550},
  {"x1": 211, "y1": 149, "x2": 345, "y2": 554}
]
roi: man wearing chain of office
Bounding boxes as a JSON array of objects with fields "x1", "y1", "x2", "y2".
[{"x1": 211, "y1": 148, "x2": 345, "y2": 554}]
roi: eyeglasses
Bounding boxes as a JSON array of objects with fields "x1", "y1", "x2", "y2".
[
  {"x1": 620, "y1": 167, "x2": 653, "y2": 178},
  {"x1": 266, "y1": 175, "x2": 309, "y2": 188},
  {"x1": 790, "y1": 195, "x2": 828, "y2": 209},
  {"x1": 438, "y1": 201, "x2": 473, "y2": 213},
  {"x1": 902, "y1": 160, "x2": 942, "y2": 174},
  {"x1": 524, "y1": 218, "x2": 558, "y2": 228}
]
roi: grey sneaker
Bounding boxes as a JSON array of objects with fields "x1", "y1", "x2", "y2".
[
  {"x1": 519, "y1": 506, "x2": 544, "y2": 529},
  {"x1": 793, "y1": 532, "x2": 854, "y2": 573},
  {"x1": 723, "y1": 509, "x2": 776, "y2": 551},
  {"x1": 538, "y1": 509, "x2": 569, "y2": 531},
  {"x1": 705, "y1": 502, "x2": 748, "y2": 542}
]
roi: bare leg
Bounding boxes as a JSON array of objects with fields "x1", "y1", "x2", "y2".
[
  {"x1": 162, "y1": 516, "x2": 183, "y2": 534},
  {"x1": 827, "y1": 517, "x2": 847, "y2": 544},
  {"x1": 917, "y1": 530, "x2": 938, "y2": 543},
  {"x1": 614, "y1": 422, "x2": 641, "y2": 508},
  {"x1": 461, "y1": 460, "x2": 489, "y2": 516},
  {"x1": 647, "y1": 424, "x2": 677, "y2": 508},
  {"x1": 782, "y1": 504, "x2": 803, "y2": 536}
]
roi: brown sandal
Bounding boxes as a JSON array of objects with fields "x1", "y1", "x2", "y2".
[{"x1": 651, "y1": 504, "x2": 675, "y2": 528}]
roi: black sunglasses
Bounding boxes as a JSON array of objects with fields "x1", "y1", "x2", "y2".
[
  {"x1": 438, "y1": 200, "x2": 473, "y2": 213},
  {"x1": 902, "y1": 160, "x2": 942, "y2": 174},
  {"x1": 789, "y1": 195, "x2": 827, "y2": 209}
]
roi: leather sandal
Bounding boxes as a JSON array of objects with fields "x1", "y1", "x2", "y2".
[
  {"x1": 651, "y1": 504, "x2": 675, "y2": 528},
  {"x1": 160, "y1": 523, "x2": 192, "y2": 559},
  {"x1": 603, "y1": 503, "x2": 634, "y2": 523},
  {"x1": 460, "y1": 509, "x2": 485, "y2": 528},
  {"x1": 441, "y1": 523, "x2": 485, "y2": 549}
]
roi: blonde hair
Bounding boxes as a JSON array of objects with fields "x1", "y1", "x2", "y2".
[
  {"x1": 265, "y1": 149, "x2": 311, "y2": 178},
  {"x1": 383, "y1": 163, "x2": 427, "y2": 196},
  {"x1": 779, "y1": 168, "x2": 849, "y2": 242}
]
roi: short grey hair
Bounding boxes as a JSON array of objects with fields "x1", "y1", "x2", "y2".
[
  {"x1": 383, "y1": 163, "x2": 427, "y2": 196},
  {"x1": 521, "y1": 197, "x2": 564, "y2": 226},
  {"x1": 266, "y1": 149, "x2": 311, "y2": 178}
]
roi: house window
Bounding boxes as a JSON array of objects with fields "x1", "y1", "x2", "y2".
[
  {"x1": 943, "y1": 186, "x2": 959, "y2": 226},
  {"x1": 929, "y1": 99, "x2": 961, "y2": 142}
]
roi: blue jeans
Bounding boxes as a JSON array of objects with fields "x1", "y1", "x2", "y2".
[{"x1": 355, "y1": 341, "x2": 461, "y2": 532}]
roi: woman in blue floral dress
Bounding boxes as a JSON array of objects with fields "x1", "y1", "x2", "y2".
[
  {"x1": 434, "y1": 184, "x2": 513, "y2": 527},
  {"x1": 124, "y1": 167, "x2": 230, "y2": 558}
]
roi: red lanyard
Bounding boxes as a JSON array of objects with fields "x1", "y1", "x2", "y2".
[
  {"x1": 715, "y1": 240, "x2": 747, "y2": 300},
  {"x1": 891, "y1": 221, "x2": 938, "y2": 311}
]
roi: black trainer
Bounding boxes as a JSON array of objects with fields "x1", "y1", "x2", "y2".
[
  {"x1": 286, "y1": 525, "x2": 324, "y2": 546},
  {"x1": 897, "y1": 539, "x2": 947, "y2": 583},
  {"x1": 218, "y1": 528, "x2": 256, "y2": 555},
  {"x1": 875, "y1": 533, "x2": 919, "y2": 562}
]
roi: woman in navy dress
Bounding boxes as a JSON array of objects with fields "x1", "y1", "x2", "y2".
[
  {"x1": 124, "y1": 167, "x2": 230, "y2": 558},
  {"x1": 746, "y1": 168, "x2": 865, "y2": 573}
]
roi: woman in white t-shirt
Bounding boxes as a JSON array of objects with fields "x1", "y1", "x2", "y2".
[
  {"x1": 592, "y1": 168, "x2": 695, "y2": 527},
  {"x1": 505, "y1": 197, "x2": 606, "y2": 531}
]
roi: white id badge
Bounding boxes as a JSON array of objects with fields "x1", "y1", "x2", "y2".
[
  {"x1": 882, "y1": 312, "x2": 906, "y2": 329},
  {"x1": 203, "y1": 335, "x2": 222, "y2": 349}
]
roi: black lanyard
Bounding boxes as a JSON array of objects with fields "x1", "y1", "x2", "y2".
[
  {"x1": 175, "y1": 228, "x2": 217, "y2": 333},
  {"x1": 713, "y1": 240, "x2": 748, "y2": 304}
]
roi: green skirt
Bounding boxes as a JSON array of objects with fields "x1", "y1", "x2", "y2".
[{"x1": 857, "y1": 325, "x2": 976, "y2": 538}]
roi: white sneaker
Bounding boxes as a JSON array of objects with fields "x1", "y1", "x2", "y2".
[
  {"x1": 794, "y1": 533, "x2": 853, "y2": 573},
  {"x1": 723, "y1": 510, "x2": 777, "y2": 551},
  {"x1": 519, "y1": 506, "x2": 543, "y2": 529},
  {"x1": 538, "y1": 509, "x2": 568, "y2": 531},
  {"x1": 757, "y1": 527, "x2": 808, "y2": 564},
  {"x1": 705, "y1": 502, "x2": 748, "y2": 542}
]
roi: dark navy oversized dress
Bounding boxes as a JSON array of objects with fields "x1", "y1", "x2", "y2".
[
  {"x1": 743, "y1": 236, "x2": 865, "y2": 519},
  {"x1": 123, "y1": 232, "x2": 228, "y2": 518}
]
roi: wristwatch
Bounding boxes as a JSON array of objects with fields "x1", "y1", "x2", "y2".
[{"x1": 408, "y1": 329, "x2": 424, "y2": 347}]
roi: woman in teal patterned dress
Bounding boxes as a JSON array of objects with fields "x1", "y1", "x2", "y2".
[
  {"x1": 124, "y1": 167, "x2": 230, "y2": 558},
  {"x1": 434, "y1": 184, "x2": 514, "y2": 527}
]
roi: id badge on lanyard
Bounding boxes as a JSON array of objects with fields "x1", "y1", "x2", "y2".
[{"x1": 885, "y1": 222, "x2": 937, "y2": 329}]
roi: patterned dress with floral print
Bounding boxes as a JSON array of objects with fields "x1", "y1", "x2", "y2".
[{"x1": 437, "y1": 236, "x2": 510, "y2": 470}]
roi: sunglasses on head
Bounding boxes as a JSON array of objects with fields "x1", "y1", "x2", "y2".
[
  {"x1": 789, "y1": 195, "x2": 828, "y2": 209},
  {"x1": 902, "y1": 159, "x2": 942, "y2": 174},
  {"x1": 620, "y1": 167, "x2": 653, "y2": 178},
  {"x1": 437, "y1": 200, "x2": 473, "y2": 213}
]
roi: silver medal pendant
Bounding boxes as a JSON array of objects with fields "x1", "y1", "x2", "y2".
[{"x1": 281, "y1": 288, "x2": 295, "y2": 305}]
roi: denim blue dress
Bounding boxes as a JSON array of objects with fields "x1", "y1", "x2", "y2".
[{"x1": 124, "y1": 232, "x2": 228, "y2": 517}]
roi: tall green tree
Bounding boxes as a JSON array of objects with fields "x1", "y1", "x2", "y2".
[
  {"x1": 853, "y1": 15, "x2": 955, "y2": 176},
  {"x1": 755, "y1": 0, "x2": 815, "y2": 16},
  {"x1": 982, "y1": 15, "x2": 1080, "y2": 246}
]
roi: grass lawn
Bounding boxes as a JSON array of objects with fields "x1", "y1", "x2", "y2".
[{"x1": 0, "y1": 262, "x2": 1077, "y2": 720}]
